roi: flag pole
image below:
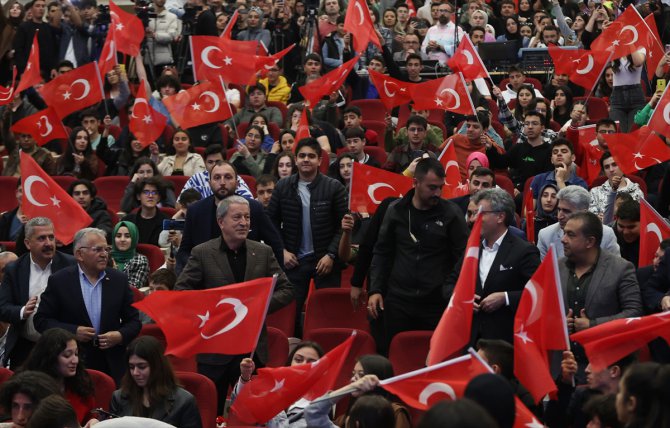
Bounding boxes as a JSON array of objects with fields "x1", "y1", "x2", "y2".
[
  {"x1": 249, "y1": 274, "x2": 278, "y2": 361},
  {"x1": 583, "y1": 50, "x2": 614, "y2": 106},
  {"x1": 467, "y1": 347, "x2": 495, "y2": 373},
  {"x1": 93, "y1": 61, "x2": 110, "y2": 118},
  {"x1": 380, "y1": 354, "x2": 473, "y2": 386},
  {"x1": 218, "y1": 76, "x2": 241, "y2": 141}
]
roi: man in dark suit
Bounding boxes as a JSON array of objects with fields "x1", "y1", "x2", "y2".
[
  {"x1": 176, "y1": 161, "x2": 283, "y2": 273},
  {"x1": 446, "y1": 188, "x2": 541, "y2": 345},
  {"x1": 34, "y1": 227, "x2": 141, "y2": 384},
  {"x1": 0, "y1": 217, "x2": 76, "y2": 368},
  {"x1": 175, "y1": 195, "x2": 293, "y2": 413}
]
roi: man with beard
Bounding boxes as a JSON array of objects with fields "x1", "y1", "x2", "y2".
[
  {"x1": 0, "y1": 218, "x2": 76, "y2": 368},
  {"x1": 368, "y1": 158, "x2": 468, "y2": 352},
  {"x1": 421, "y1": 1, "x2": 465, "y2": 63},
  {"x1": 176, "y1": 162, "x2": 283, "y2": 273}
]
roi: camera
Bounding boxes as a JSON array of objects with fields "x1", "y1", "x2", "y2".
[
  {"x1": 182, "y1": 4, "x2": 203, "y2": 25},
  {"x1": 134, "y1": 0, "x2": 157, "y2": 27},
  {"x1": 96, "y1": 4, "x2": 110, "y2": 26}
]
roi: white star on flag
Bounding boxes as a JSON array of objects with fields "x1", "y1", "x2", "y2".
[
  {"x1": 515, "y1": 326, "x2": 533, "y2": 344},
  {"x1": 191, "y1": 103, "x2": 201, "y2": 111},
  {"x1": 223, "y1": 57, "x2": 232, "y2": 65},
  {"x1": 270, "y1": 379, "x2": 285, "y2": 392},
  {"x1": 633, "y1": 152, "x2": 643, "y2": 159},
  {"x1": 434, "y1": 98, "x2": 443, "y2": 107},
  {"x1": 26, "y1": 63, "x2": 31, "y2": 71},
  {"x1": 197, "y1": 311, "x2": 210, "y2": 328},
  {"x1": 50, "y1": 195, "x2": 61, "y2": 207},
  {"x1": 63, "y1": 91, "x2": 71, "y2": 100},
  {"x1": 612, "y1": 40, "x2": 620, "y2": 46},
  {"x1": 116, "y1": 23, "x2": 124, "y2": 31},
  {"x1": 142, "y1": 115, "x2": 152, "y2": 124}
]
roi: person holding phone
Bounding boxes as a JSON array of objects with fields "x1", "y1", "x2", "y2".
[{"x1": 589, "y1": 152, "x2": 644, "y2": 220}]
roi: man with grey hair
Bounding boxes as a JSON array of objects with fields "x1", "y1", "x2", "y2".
[
  {"x1": 0, "y1": 217, "x2": 75, "y2": 368},
  {"x1": 445, "y1": 188, "x2": 540, "y2": 344},
  {"x1": 537, "y1": 185, "x2": 620, "y2": 259},
  {"x1": 176, "y1": 195, "x2": 293, "y2": 412},
  {"x1": 35, "y1": 227, "x2": 141, "y2": 383}
]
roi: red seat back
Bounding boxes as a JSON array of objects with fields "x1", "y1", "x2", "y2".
[
  {"x1": 52, "y1": 176, "x2": 77, "y2": 191},
  {"x1": 168, "y1": 355, "x2": 198, "y2": 372},
  {"x1": 139, "y1": 323, "x2": 167, "y2": 348},
  {"x1": 361, "y1": 120, "x2": 387, "y2": 146},
  {"x1": 266, "y1": 300, "x2": 296, "y2": 338},
  {"x1": 574, "y1": 97, "x2": 610, "y2": 122},
  {"x1": 304, "y1": 289, "x2": 369, "y2": 337},
  {"x1": 351, "y1": 99, "x2": 387, "y2": 121},
  {"x1": 176, "y1": 371, "x2": 218, "y2": 428},
  {"x1": 93, "y1": 176, "x2": 129, "y2": 213},
  {"x1": 137, "y1": 244, "x2": 165, "y2": 272},
  {"x1": 0, "y1": 177, "x2": 19, "y2": 214},
  {"x1": 495, "y1": 174, "x2": 515, "y2": 198},
  {"x1": 0, "y1": 241, "x2": 16, "y2": 252},
  {"x1": 0, "y1": 368, "x2": 13, "y2": 386},
  {"x1": 164, "y1": 175, "x2": 189, "y2": 196},
  {"x1": 388, "y1": 331, "x2": 432, "y2": 375},
  {"x1": 266, "y1": 327, "x2": 289, "y2": 367},
  {"x1": 239, "y1": 174, "x2": 257, "y2": 196},
  {"x1": 86, "y1": 369, "x2": 116, "y2": 410}
]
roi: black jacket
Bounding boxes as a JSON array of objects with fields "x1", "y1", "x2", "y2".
[
  {"x1": 88, "y1": 197, "x2": 113, "y2": 241},
  {"x1": 369, "y1": 189, "x2": 468, "y2": 302},
  {"x1": 267, "y1": 173, "x2": 348, "y2": 260},
  {"x1": 110, "y1": 387, "x2": 202, "y2": 428}
]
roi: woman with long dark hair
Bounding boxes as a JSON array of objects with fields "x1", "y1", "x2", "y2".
[
  {"x1": 111, "y1": 336, "x2": 201, "y2": 427},
  {"x1": 56, "y1": 126, "x2": 99, "y2": 180},
  {"x1": 157, "y1": 129, "x2": 205, "y2": 177},
  {"x1": 551, "y1": 85, "x2": 574, "y2": 126},
  {"x1": 21, "y1": 328, "x2": 95, "y2": 426},
  {"x1": 119, "y1": 157, "x2": 176, "y2": 215}
]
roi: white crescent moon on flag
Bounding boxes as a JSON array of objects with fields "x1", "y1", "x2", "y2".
[
  {"x1": 0, "y1": 87, "x2": 13, "y2": 102},
  {"x1": 355, "y1": 1, "x2": 365, "y2": 25},
  {"x1": 38, "y1": 116, "x2": 53, "y2": 137},
  {"x1": 199, "y1": 91, "x2": 221, "y2": 113},
  {"x1": 619, "y1": 25, "x2": 638, "y2": 46},
  {"x1": 131, "y1": 98, "x2": 149, "y2": 119},
  {"x1": 445, "y1": 160, "x2": 460, "y2": 183},
  {"x1": 647, "y1": 223, "x2": 663, "y2": 243},
  {"x1": 383, "y1": 80, "x2": 397, "y2": 97},
  {"x1": 418, "y1": 382, "x2": 457, "y2": 405},
  {"x1": 24, "y1": 175, "x2": 49, "y2": 207},
  {"x1": 70, "y1": 79, "x2": 91, "y2": 100},
  {"x1": 439, "y1": 88, "x2": 461, "y2": 110},
  {"x1": 106, "y1": 41, "x2": 116, "y2": 61},
  {"x1": 525, "y1": 280, "x2": 541, "y2": 325},
  {"x1": 575, "y1": 55, "x2": 594, "y2": 75},
  {"x1": 201, "y1": 46, "x2": 223, "y2": 69},
  {"x1": 463, "y1": 50, "x2": 474, "y2": 65},
  {"x1": 662, "y1": 102, "x2": 670, "y2": 126},
  {"x1": 200, "y1": 298, "x2": 248, "y2": 340},
  {"x1": 368, "y1": 183, "x2": 395, "y2": 204}
]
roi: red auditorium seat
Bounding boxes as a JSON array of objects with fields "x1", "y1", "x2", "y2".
[
  {"x1": 388, "y1": 331, "x2": 432, "y2": 375},
  {"x1": 303, "y1": 289, "x2": 369, "y2": 337},
  {"x1": 266, "y1": 327, "x2": 289, "y2": 367},
  {"x1": 86, "y1": 369, "x2": 115, "y2": 411},
  {"x1": 176, "y1": 371, "x2": 218, "y2": 428}
]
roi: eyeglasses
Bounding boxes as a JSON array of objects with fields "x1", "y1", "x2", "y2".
[
  {"x1": 408, "y1": 127, "x2": 426, "y2": 133},
  {"x1": 597, "y1": 129, "x2": 616, "y2": 134},
  {"x1": 438, "y1": 9, "x2": 451, "y2": 13},
  {"x1": 80, "y1": 246, "x2": 112, "y2": 254},
  {"x1": 523, "y1": 121, "x2": 541, "y2": 126},
  {"x1": 142, "y1": 190, "x2": 158, "y2": 196}
]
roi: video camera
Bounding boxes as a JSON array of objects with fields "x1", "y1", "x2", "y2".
[{"x1": 133, "y1": 0, "x2": 158, "y2": 27}]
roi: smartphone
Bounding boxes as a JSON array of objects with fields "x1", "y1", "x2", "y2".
[
  {"x1": 658, "y1": 79, "x2": 666, "y2": 93},
  {"x1": 162, "y1": 219, "x2": 185, "y2": 231},
  {"x1": 119, "y1": 63, "x2": 126, "y2": 73}
]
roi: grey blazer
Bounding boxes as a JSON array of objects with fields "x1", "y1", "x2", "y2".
[
  {"x1": 558, "y1": 251, "x2": 643, "y2": 326},
  {"x1": 538, "y1": 222, "x2": 620, "y2": 260},
  {"x1": 175, "y1": 238, "x2": 294, "y2": 365}
]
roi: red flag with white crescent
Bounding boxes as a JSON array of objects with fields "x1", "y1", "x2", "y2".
[
  {"x1": 344, "y1": 0, "x2": 382, "y2": 53},
  {"x1": 513, "y1": 246, "x2": 569, "y2": 403},
  {"x1": 299, "y1": 55, "x2": 359, "y2": 107},
  {"x1": 367, "y1": 70, "x2": 414, "y2": 110},
  {"x1": 162, "y1": 79, "x2": 233, "y2": 129},
  {"x1": 133, "y1": 277, "x2": 276, "y2": 358},
  {"x1": 590, "y1": 5, "x2": 650, "y2": 60},
  {"x1": 603, "y1": 126, "x2": 670, "y2": 175},
  {"x1": 639, "y1": 199, "x2": 670, "y2": 267},
  {"x1": 129, "y1": 81, "x2": 167, "y2": 148},
  {"x1": 548, "y1": 47, "x2": 612, "y2": 91},
  {"x1": 447, "y1": 34, "x2": 489, "y2": 80},
  {"x1": 11, "y1": 106, "x2": 69, "y2": 147},
  {"x1": 98, "y1": 25, "x2": 118, "y2": 78},
  {"x1": 437, "y1": 138, "x2": 463, "y2": 186},
  {"x1": 16, "y1": 32, "x2": 41, "y2": 94},
  {"x1": 0, "y1": 67, "x2": 17, "y2": 107},
  {"x1": 349, "y1": 163, "x2": 412, "y2": 215},
  {"x1": 411, "y1": 73, "x2": 474, "y2": 115},
  {"x1": 38, "y1": 62, "x2": 105, "y2": 119},
  {"x1": 20, "y1": 152, "x2": 93, "y2": 244},
  {"x1": 576, "y1": 124, "x2": 603, "y2": 184},
  {"x1": 647, "y1": 83, "x2": 670, "y2": 138},
  {"x1": 109, "y1": 0, "x2": 145, "y2": 56}
]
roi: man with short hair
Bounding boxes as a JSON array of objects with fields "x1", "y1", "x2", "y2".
[
  {"x1": 589, "y1": 152, "x2": 644, "y2": 219},
  {"x1": 12, "y1": 0, "x2": 59, "y2": 78},
  {"x1": 0, "y1": 371, "x2": 60, "y2": 427},
  {"x1": 81, "y1": 109, "x2": 115, "y2": 150},
  {"x1": 176, "y1": 195, "x2": 293, "y2": 411},
  {"x1": 3, "y1": 133, "x2": 55, "y2": 177},
  {"x1": 267, "y1": 138, "x2": 348, "y2": 331},
  {"x1": 421, "y1": 1, "x2": 464, "y2": 63},
  {"x1": 501, "y1": 65, "x2": 544, "y2": 103},
  {"x1": 567, "y1": 112, "x2": 617, "y2": 174},
  {"x1": 538, "y1": 185, "x2": 620, "y2": 259},
  {"x1": 226, "y1": 83, "x2": 283, "y2": 127},
  {"x1": 0, "y1": 217, "x2": 76, "y2": 368},
  {"x1": 469, "y1": 26, "x2": 486, "y2": 45},
  {"x1": 447, "y1": 112, "x2": 502, "y2": 180},
  {"x1": 35, "y1": 227, "x2": 142, "y2": 383},
  {"x1": 446, "y1": 188, "x2": 540, "y2": 344},
  {"x1": 288, "y1": 53, "x2": 323, "y2": 104},
  {"x1": 384, "y1": 115, "x2": 438, "y2": 173},
  {"x1": 255, "y1": 174, "x2": 277, "y2": 208},
  {"x1": 451, "y1": 166, "x2": 495, "y2": 216},
  {"x1": 68, "y1": 179, "x2": 113, "y2": 240},
  {"x1": 613, "y1": 199, "x2": 640, "y2": 268},
  {"x1": 341, "y1": 127, "x2": 381, "y2": 167},
  {"x1": 530, "y1": 139, "x2": 588, "y2": 202},
  {"x1": 177, "y1": 162, "x2": 284, "y2": 273},
  {"x1": 341, "y1": 106, "x2": 379, "y2": 146},
  {"x1": 122, "y1": 177, "x2": 169, "y2": 246},
  {"x1": 322, "y1": 16, "x2": 352, "y2": 72},
  {"x1": 145, "y1": 0, "x2": 180, "y2": 73},
  {"x1": 318, "y1": 0, "x2": 341, "y2": 39},
  {"x1": 258, "y1": 64, "x2": 291, "y2": 105},
  {"x1": 179, "y1": 144, "x2": 253, "y2": 200},
  {"x1": 369, "y1": 158, "x2": 468, "y2": 351},
  {"x1": 392, "y1": 34, "x2": 429, "y2": 62}
]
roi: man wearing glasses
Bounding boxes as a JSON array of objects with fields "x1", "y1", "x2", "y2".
[
  {"x1": 445, "y1": 188, "x2": 540, "y2": 344},
  {"x1": 35, "y1": 227, "x2": 141, "y2": 384},
  {"x1": 392, "y1": 34, "x2": 429, "y2": 62},
  {"x1": 121, "y1": 177, "x2": 169, "y2": 247},
  {"x1": 384, "y1": 115, "x2": 439, "y2": 173},
  {"x1": 421, "y1": 2, "x2": 465, "y2": 64},
  {"x1": 0, "y1": 217, "x2": 76, "y2": 369}
]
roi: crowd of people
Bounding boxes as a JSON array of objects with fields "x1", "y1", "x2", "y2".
[{"x1": 1, "y1": 0, "x2": 670, "y2": 425}]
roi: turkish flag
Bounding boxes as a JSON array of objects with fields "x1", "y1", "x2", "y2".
[
  {"x1": 437, "y1": 139, "x2": 464, "y2": 187},
  {"x1": 514, "y1": 397, "x2": 544, "y2": 428},
  {"x1": 133, "y1": 277, "x2": 276, "y2": 358},
  {"x1": 523, "y1": 186, "x2": 535, "y2": 244},
  {"x1": 295, "y1": 108, "x2": 311, "y2": 143},
  {"x1": 255, "y1": 44, "x2": 295, "y2": 79},
  {"x1": 190, "y1": 36, "x2": 262, "y2": 85},
  {"x1": 643, "y1": 14, "x2": 665, "y2": 81},
  {"x1": 447, "y1": 35, "x2": 489, "y2": 80},
  {"x1": 406, "y1": 0, "x2": 417, "y2": 16},
  {"x1": 647, "y1": 84, "x2": 670, "y2": 138},
  {"x1": 571, "y1": 312, "x2": 670, "y2": 371},
  {"x1": 20, "y1": 152, "x2": 92, "y2": 244},
  {"x1": 220, "y1": 10, "x2": 267, "y2": 54},
  {"x1": 11, "y1": 106, "x2": 69, "y2": 147},
  {"x1": 230, "y1": 333, "x2": 355, "y2": 424},
  {"x1": 381, "y1": 353, "x2": 490, "y2": 410},
  {"x1": 0, "y1": 66, "x2": 17, "y2": 107},
  {"x1": 163, "y1": 79, "x2": 233, "y2": 130},
  {"x1": 411, "y1": 73, "x2": 474, "y2": 115},
  {"x1": 428, "y1": 215, "x2": 482, "y2": 365},
  {"x1": 109, "y1": 0, "x2": 145, "y2": 56},
  {"x1": 349, "y1": 163, "x2": 412, "y2": 215},
  {"x1": 299, "y1": 55, "x2": 359, "y2": 107},
  {"x1": 547, "y1": 47, "x2": 612, "y2": 91},
  {"x1": 604, "y1": 126, "x2": 670, "y2": 175},
  {"x1": 513, "y1": 246, "x2": 569, "y2": 403},
  {"x1": 38, "y1": 62, "x2": 104, "y2": 119},
  {"x1": 591, "y1": 5, "x2": 649, "y2": 60},
  {"x1": 639, "y1": 199, "x2": 670, "y2": 267},
  {"x1": 576, "y1": 124, "x2": 604, "y2": 184},
  {"x1": 98, "y1": 25, "x2": 118, "y2": 78},
  {"x1": 16, "y1": 33, "x2": 41, "y2": 94},
  {"x1": 368, "y1": 70, "x2": 414, "y2": 111},
  {"x1": 129, "y1": 81, "x2": 167, "y2": 149},
  {"x1": 344, "y1": 0, "x2": 381, "y2": 53}
]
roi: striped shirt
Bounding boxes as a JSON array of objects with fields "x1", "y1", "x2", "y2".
[{"x1": 179, "y1": 170, "x2": 253, "y2": 200}]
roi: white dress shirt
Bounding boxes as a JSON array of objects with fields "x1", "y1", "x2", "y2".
[{"x1": 479, "y1": 230, "x2": 510, "y2": 306}]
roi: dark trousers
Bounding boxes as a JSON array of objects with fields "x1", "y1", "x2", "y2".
[
  {"x1": 382, "y1": 295, "x2": 445, "y2": 356},
  {"x1": 198, "y1": 354, "x2": 264, "y2": 415},
  {"x1": 286, "y1": 254, "x2": 341, "y2": 337}
]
